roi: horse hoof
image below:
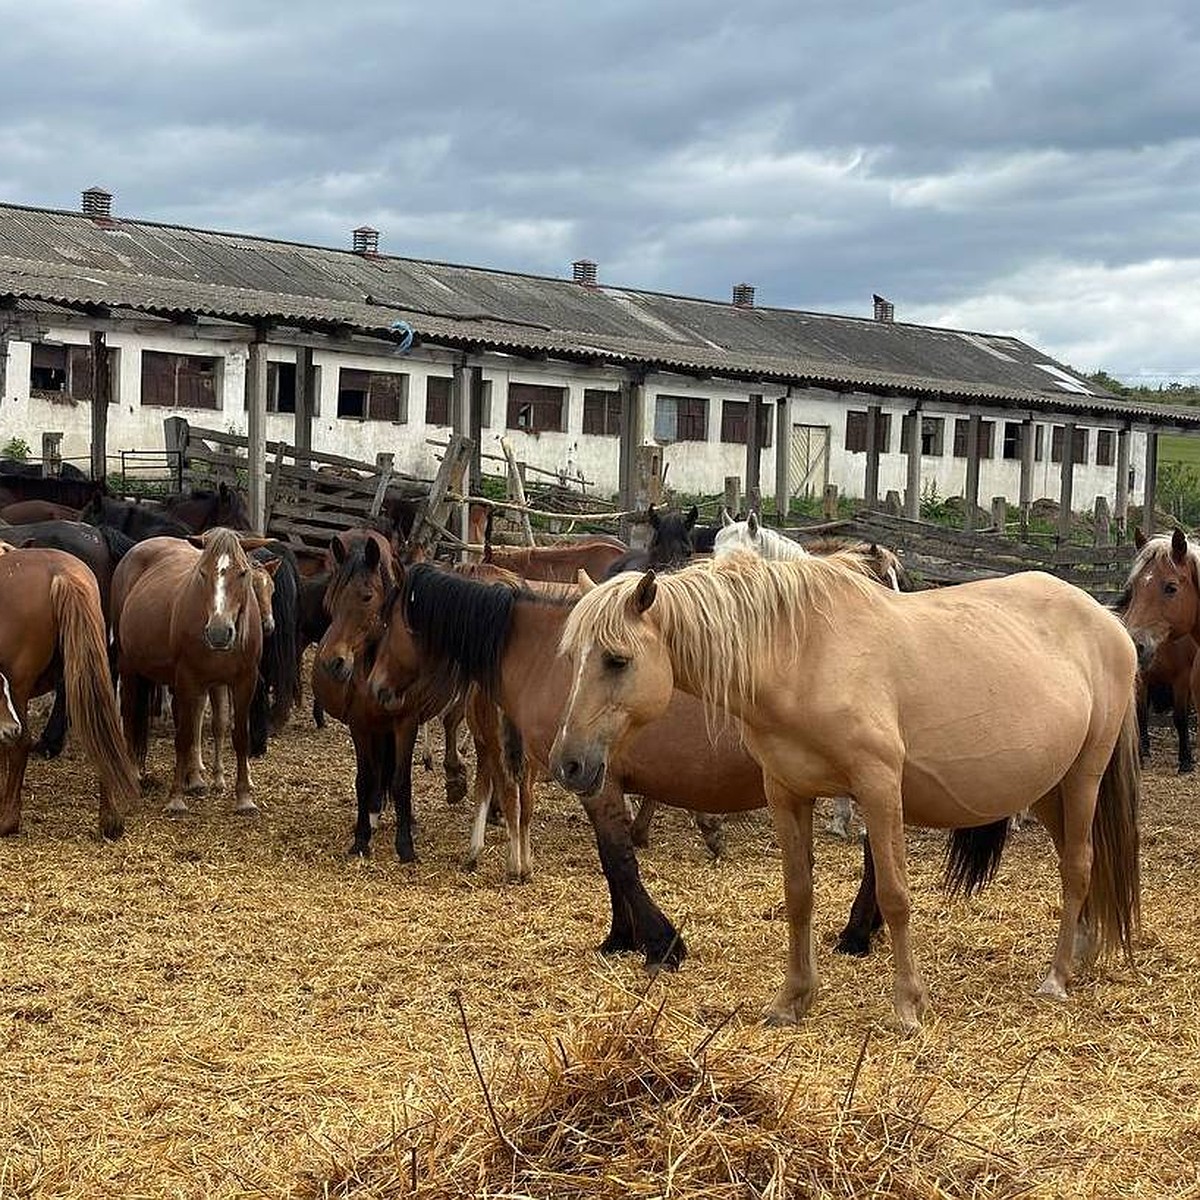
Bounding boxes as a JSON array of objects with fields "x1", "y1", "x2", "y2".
[
  {"x1": 1035, "y1": 976, "x2": 1069, "y2": 1001},
  {"x1": 233, "y1": 799, "x2": 259, "y2": 816},
  {"x1": 645, "y1": 942, "x2": 687, "y2": 973},
  {"x1": 0, "y1": 820, "x2": 20, "y2": 837},
  {"x1": 183, "y1": 779, "x2": 208, "y2": 797},
  {"x1": 99, "y1": 817, "x2": 126, "y2": 841},
  {"x1": 1180, "y1": 763, "x2": 1195, "y2": 775},
  {"x1": 763, "y1": 1008, "x2": 799, "y2": 1028},
  {"x1": 834, "y1": 933, "x2": 872, "y2": 957},
  {"x1": 462, "y1": 857, "x2": 479, "y2": 873},
  {"x1": 445, "y1": 777, "x2": 468, "y2": 806},
  {"x1": 163, "y1": 798, "x2": 190, "y2": 816},
  {"x1": 599, "y1": 932, "x2": 639, "y2": 956}
]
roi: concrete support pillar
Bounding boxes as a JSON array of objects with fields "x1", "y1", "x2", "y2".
[
  {"x1": 1142, "y1": 430, "x2": 1158, "y2": 536},
  {"x1": 1018, "y1": 418, "x2": 1035, "y2": 539},
  {"x1": 247, "y1": 335, "x2": 268, "y2": 534},
  {"x1": 293, "y1": 346, "x2": 314, "y2": 453},
  {"x1": 864, "y1": 403, "x2": 882, "y2": 509},
  {"x1": 904, "y1": 408, "x2": 922, "y2": 518},
  {"x1": 963, "y1": 414, "x2": 981, "y2": 531},
  {"x1": 1115, "y1": 426, "x2": 1131, "y2": 540},
  {"x1": 1057, "y1": 421, "x2": 1076, "y2": 541}
]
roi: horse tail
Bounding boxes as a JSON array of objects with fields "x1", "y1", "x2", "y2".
[
  {"x1": 1085, "y1": 698, "x2": 1142, "y2": 962},
  {"x1": 51, "y1": 571, "x2": 139, "y2": 831},
  {"x1": 261, "y1": 547, "x2": 301, "y2": 732},
  {"x1": 943, "y1": 819, "x2": 1010, "y2": 898},
  {"x1": 249, "y1": 677, "x2": 270, "y2": 758}
]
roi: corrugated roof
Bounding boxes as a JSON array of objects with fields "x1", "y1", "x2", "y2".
[{"x1": 2, "y1": 199, "x2": 1198, "y2": 429}]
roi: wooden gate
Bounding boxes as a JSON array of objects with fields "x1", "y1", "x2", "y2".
[{"x1": 789, "y1": 424, "x2": 829, "y2": 498}]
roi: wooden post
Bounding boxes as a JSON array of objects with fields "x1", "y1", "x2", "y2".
[
  {"x1": 1018, "y1": 418, "x2": 1035, "y2": 539},
  {"x1": 723, "y1": 475, "x2": 741, "y2": 517},
  {"x1": 468, "y1": 365, "x2": 484, "y2": 495},
  {"x1": 1057, "y1": 421, "x2": 1076, "y2": 542},
  {"x1": 1094, "y1": 495, "x2": 1111, "y2": 547},
  {"x1": 963, "y1": 414, "x2": 981, "y2": 531},
  {"x1": 0, "y1": 335, "x2": 9, "y2": 406},
  {"x1": 863, "y1": 403, "x2": 882, "y2": 509},
  {"x1": 293, "y1": 346, "x2": 314, "y2": 453},
  {"x1": 745, "y1": 392, "x2": 763, "y2": 500},
  {"x1": 822, "y1": 483, "x2": 838, "y2": 520},
  {"x1": 1115, "y1": 426, "x2": 1131, "y2": 540},
  {"x1": 163, "y1": 416, "x2": 189, "y2": 492},
  {"x1": 991, "y1": 496, "x2": 1007, "y2": 536},
  {"x1": 247, "y1": 334, "x2": 269, "y2": 534},
  {"x1": 89, "y1": 330, "x2": 110, "y2": 483},
  {"x1": 407, "y1": 434, "x2": 472, "y2": 558},
  {"x1": 264, "y1": 441, "x2": 285, "y2": 531},
  {"x1": 618, "y1": 374, "x2": 645, "y2": 540},
  {"x1": 500, "y1": 436, "x2": 536, "y2": 546},
  {"x1": 41, "y1": 432, "x2": 63, "y2": 477},
  {"x1": 774, "y1": 392, "x2": 791, "y2": 521},
  {"x1": 904, "y1": 410, "x2": 922, "y2": 519},
  {"x1": 1142, "y1": 431, "x2": 1159, "y2": 536},
  {"x1": 370, "y1": 451, "x2": 395, "y2": 519},
  {"x1": 884, "y1": 490, "x2": 902, "y2": 516}
]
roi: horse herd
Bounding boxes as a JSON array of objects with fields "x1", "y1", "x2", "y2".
[{"x1": 0, "y1": 479, "x2": 1193, "y2": 1030}]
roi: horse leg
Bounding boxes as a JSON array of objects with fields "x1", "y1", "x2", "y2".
[
  {"x1": 582, "y1": 780, "x2": 684, "y2": 968},
  {"x1": 442, "y1": 703, "x2": 468, "y2": 806},
  {"x1": 227, "y1": 677, "x2": 257, "y2": 814},
  {"x1": 1172, "y1": 681, "x2": 1193, "y2": 774},
  {"x1": 312, "y1": 696, "x2": 326, "y2": 729},
  {"x1": 827, "y1": 795, "x2": 854, "y2": 840},
  {"x1": 180, "y1": 690, "x2": 208, "y2": 795},
  {"x1": 0, "y1": 673, "x2": 23, "y2": 747},
  {"x1": 31, "y1": 678, "x2": 68, "y2": 759},
  {"x1": 692, "y1": 811, "x2": 727, "y2": 859},
  {"x1": 0, "y1": 712, "x2": 31, "y2": 836},
  {"x1": 166, "y1": 682, "x2": 201, "y2": 814},
  {"x1": 517, "y1": 761, "x2": 535, "y2": 882},
  {"x1": 464, "y1": 694, "x2": 500, "y2": 871},
  {"x1": 348, "y1": 730, "x2": 382, "y2": 858},
  {"x1": 857, "y1": 784, "x2": 928, "y2": 1031},
  {"x1": 628, "y1": 796, "x2": 656, "y2": 848},
  {"x1": 762, "y1": 781, "x2": 820, "y2": 1025},
  {"x1": 209, "y1": 686, "x2": 230, "y2": 794},
  {"x1": 835, "y1": 832, "x2": 883, "y2": 956},
  {"x1": 391, "y1": 717, "x2": 418, "y2": 862}
]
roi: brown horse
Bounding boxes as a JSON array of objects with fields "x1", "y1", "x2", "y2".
[
  {"x1": 1, "y1": 500, "x2": 81, "y2": 523},
  {"x1": 313, "y1": 530, "x2": 467, "y2": 861},
  {"x1": 552, "y1": 553, "x2": 1141, "y2": 1029},
  {"x1": 112, "y1": 528, "x2": 273, "y2": 814},
  {"x1": 0, "y1": 546, "x2": 138, "y2": 837},
  {"x1": 365, "y1": 562, "x2": 767, "y2": 963}
]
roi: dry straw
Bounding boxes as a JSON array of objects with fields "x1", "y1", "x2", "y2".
[{"x1": 1, "y1": 684, "x2": 1198, "y2": 1198}]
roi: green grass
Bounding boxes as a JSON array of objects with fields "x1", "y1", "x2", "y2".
[{"x1": 1159, "y1": 434, "x2": 1200, "y2": 467}]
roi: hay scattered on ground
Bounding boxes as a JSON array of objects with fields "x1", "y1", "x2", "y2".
[{"x1": 2, "y1": 680, "x2": 1199, "y2": 1198}]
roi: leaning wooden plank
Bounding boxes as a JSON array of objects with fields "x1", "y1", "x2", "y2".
[{"x1": 407, "y1": 434, "x2": 472, "y2": 556}]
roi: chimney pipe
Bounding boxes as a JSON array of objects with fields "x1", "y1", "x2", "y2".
[
  {"x1": 873, "y1": 293, "x2": 895, "y2": 323},
  {"x1": 732, "y1": 283, "x2": 756, "y2": 308},
  {"x1": 82, "y1": 186, "x2": 113, "y2": 220},
  {"x1": 572, "y1": 259, "x2": 598, "y2": 287},
  {"x1": 353, "y1": 226, "x2": 381, "y2": 256}
]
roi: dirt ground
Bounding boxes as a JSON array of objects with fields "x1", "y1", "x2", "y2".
[{"x1": 1, "y1": 688, "x2": 1198, "y2": 1198}]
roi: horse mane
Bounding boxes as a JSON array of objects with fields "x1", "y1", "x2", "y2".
[
  {"x1": 199, "y1": 526, "x2": 251, "y2": 568},
  {"x1": 805, "y1": 536, "x2": 914, "y2": 592},
  {"x1": 561, "y1": 551, "x2": 878, "y2": 717},
  {"x1": 96, "y1": 523, "x2": 136, "y2": 563}
]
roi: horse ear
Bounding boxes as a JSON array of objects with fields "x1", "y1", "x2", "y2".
[
  {"x1": 259, "y1": 556, "x2": 282, "y2": 577},
  {"x1": 720, "y1": 507, "x2": 734, "y2": 528},
  {"x1": 365, "y1": 538, "x2": 381, "y2": 569},
  {"x1": 187, "y1": 534, "x2": 206, "y2": 550},
  {"x1": 685, "y1": 505, "x2": 698, "y2": 529},
  {"x1": 330, "y1": 538, "x2": 347, "y2": 564},
  {"x1": 631, "y1": 570, "x2": 657, "y2": 614},
  {"x1": 577, "y1": 569, "x2": 597, "y2": 594},
  {"x1": 1171, "y1": 528, "x2": 1189, "y2": 564},
  {"x1": 1134, "y1": 527, "x2": 1147, "y2": 550},
  {"x1": 748, "y1": 511, "x2": 760, "y2": 536}
]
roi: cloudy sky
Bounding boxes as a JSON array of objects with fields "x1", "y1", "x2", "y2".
[{"x1": 1, "y1": 0, "x2": 1197, "y2": 383}]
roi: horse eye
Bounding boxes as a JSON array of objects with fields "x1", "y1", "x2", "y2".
[
  {"x1": 603, "y1": 653, "x2": 630, "y2": 672},
  {"x1": 1165, "y1": 582, "x2": 1179, "y2": 596}
]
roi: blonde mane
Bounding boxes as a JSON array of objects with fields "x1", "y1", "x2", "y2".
[
  {"x1": 1124, "y1": 533, "x2": 1200, "y2": 587},
  {"x1": 560, "y1": 550, "x2": 878, "y2": 717}
]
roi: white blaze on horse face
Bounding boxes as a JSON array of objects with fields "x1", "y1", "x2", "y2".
[
  {"x1": 557, "y1": 644, "x2": 593, "y2": 748},
  {"x1": 212, "y1": 553, "x2": 232, "y2": 622}
]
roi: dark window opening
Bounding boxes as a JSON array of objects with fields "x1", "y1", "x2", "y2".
[
  {"x1": 1096, "y1": 429, "x2": 1116, "y2": 467},
  {"x1": 1002, "y1": 422, "x2": 1023, "y2": 460},
  {"x1": 142, "y1": 350, "x2": 220, "y2": 410},
  {"x1": 583, "y1": 388, "x2": 622, "y2": 436},
  {"x1": 1051, "y1": 425, "x2": 1088, "y2": 465},
  {"x1": 953, "y1": 418, "x2": 995, "y2": 459},
  {"x1": 507, "y1": 382, "x2": 565, "y2": 433},
  {"x1": 655, "y1": 395, "x2": 708, "y2": 443},
  {"x1": 426, "y1": 376, "x2": 452, "y2": 426},
  {"x1": 720, "y1": 400, "x2": 774, "y2": 447},
  {"x1": 337, "y1": 368, "x2": 407, "y2": 422},
  {"x1": 845, "y1": 409, "x2": 891, "y2": 454},
  {"x1": 900, "y1": 415, "x2": 945, "y2": 456}
]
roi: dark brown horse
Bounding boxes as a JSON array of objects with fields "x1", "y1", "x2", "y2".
[
  {"x1": 0, "y1": 545, "x2": 138, "y2": 838},
  {"x1": 1, "y1": 500, "x2": 81, "y2": 523},
  {"x1": 164, "y1": 483, "x2": 253, "y2": 533},
  {"x1": 603, "y1": 505, "x2": 698, "y2": 578},
  {"x1": 313, "y1": 530, "x2": 467, "y2": 861},
  {"x1": 112, "y1": 529, "x2": 274, "y2": 813}
]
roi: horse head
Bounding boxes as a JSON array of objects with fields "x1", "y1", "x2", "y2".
[
  {"x1": 1121, "y1": 528, "x2": 1200, "y2": 669},
  {"x1": 187, "y1": 527, "x2": 259, "y2": 653},
  {"x1": 316, "y1": 530, "x2": 393, "y2": 684}
]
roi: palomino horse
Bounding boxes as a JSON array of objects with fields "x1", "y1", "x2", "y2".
[
  {"x1": 313, "y1": 530, "x2": 467, "y2": 861},
  {"x1": 0, "y1": 545, "x2": 138, "y2": 837},
  {"x1": 111, "y1": 529, "x2": 275, "y2": 814},
  {"x1": 551, "y1": 553, "x2": 1141, "y2": 1029},
  {"x1": 1119, "y1": 529, "x2": 1200, "y2": 772}
]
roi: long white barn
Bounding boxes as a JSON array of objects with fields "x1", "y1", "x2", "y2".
[{"x1": 2, "y1": 189, "x2": 1198, "y2": 529}]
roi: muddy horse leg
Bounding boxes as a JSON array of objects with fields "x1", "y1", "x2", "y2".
[
  {"x1": 835, "y1": 832, "x2": 883, "y2": 956},
  {"x1": 441, "y1": 704, "x2": 468, "y2": 806},
  {"x1": 166, "y1": 681, "x2": 201, "y2": 814},
  {"x1": 229, "y1": 677, "x2": 258, "y2": 814},
  {"x1": 390, "y1": 717, "x2": 418, "y2": 862},
  {"x1": 1173, "y1": 678, "x2": 1193, "y2": 774},
  {"x1": 348, "y1": 728, "x2": 384, "y2": 858},
  {"x1": 628, "y1": 796, "x2": 656, "y2": 848},
  {"x1": 582, "y1": 780, "x2": 684, "y2": 969}
]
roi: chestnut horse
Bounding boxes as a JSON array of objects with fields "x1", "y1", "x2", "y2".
[
  {"x1": 112, "y1": 528, "x2": 274, "y2": 814},
  {"x1": 0, "y1": 546, "x2": 138, "y2": 837},
  {"x1": 478, "y1": 510, "x2": 627, "y2": 584},
  {"x1": 1119, "y1": 528, "x2": 1200, "y2": 772},
  {"x1": 313, "y1": 530, "x2": 467, "y2": 861},
  {"x1": 552, "y1": 553, "x2": 1140, "y2": 1029}
]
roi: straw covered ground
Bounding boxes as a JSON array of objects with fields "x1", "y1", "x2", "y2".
[{"x1": 2, "y1": 687, "x2": 1199, "y2": 1199}]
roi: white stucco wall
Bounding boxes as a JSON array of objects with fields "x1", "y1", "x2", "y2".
[{"x1": 0, "y1": 323, "x2": 1140, "y2": 513}]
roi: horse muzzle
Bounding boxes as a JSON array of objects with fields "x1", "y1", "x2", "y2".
[
  {"x1": 321, "y1": 653, "x2": 353, "y2": 683},
  {"x1": 551, "y1": 747, "x2": 607, "y2": 797},
  {"x1": 1128, "y1": 629, "x2": 1160, "y2": 672},
  {"x1": 203, "y1": 623, "x2": 237, "y2": 652}
]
